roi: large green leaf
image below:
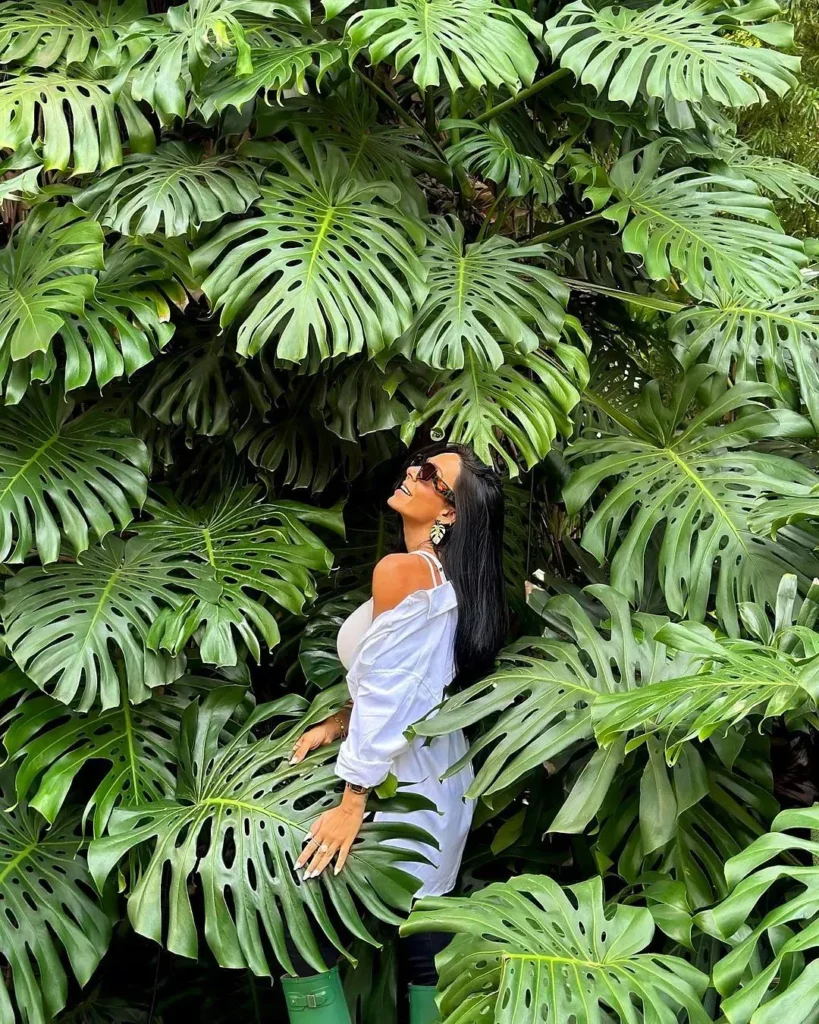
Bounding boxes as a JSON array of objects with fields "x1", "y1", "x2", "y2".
[
  {"x1": 87, "y1": 687, "x2": 436, "y2": 975},
  {"x1": 0, "y1": 63, "x2": 154, "y2": 173},
  {"x1": 402, "y1": 217, "x2": 568, "y2": 370},
  {"x1": 592, "y1": 622, "x2": 819, "y2": 759},
  {"x1": 0, "y1": 0, "x2": 143, "y2": 67},
  {"x1": 0, "y1": 0, "x2": 143, "y2": 69},
  {"x1": 252, "y1": 78, "x2": 442, "y2": 214},
  {"x1": 591, "y1": 737, "x2": 776, "y2": 911},
  {"x1": 400, "y1": 341, "x2": 587, "y2": 476},
  {"x1": 670, "y1": 285, "x2": 819, "y2": 429},
  {"x1": 0, "y1": 389, "x2": 148, "y2": 564},
  {"x1": 135, "y1": 485, "x2": 338, "y2": 666},
  {"x1": 602, "y1": 141, "x2": 806, "y2": 300},
  {"x1": 0, "y1": 204, "x2": 103, "y2": 366},
  {"x1": 121, "y1": 0, "x2": 309, "y2": 121},
  {"x1": 137, "y1": 331, "x2": 234, "y2": 437},
  {"x1": 442, "y1": 118, "x2": 560, "y2": 204},
  {"x1": 545, "y1": 0, "x2": 799, "y2": 129},
  {"x1": 192, "y1": 135, "x2": 427, "y2": 362},
  {"x1": 345, "y1": 0, "x2": 541, "y2": 91},
  {"x1": 75, "y1": 141, "x2": 262, "y2": 236},
  {"x1": 58, "y1": 240, "x2": 184, "y2": 393},
  {"x1": 0, "y1": 769, "x2": 111, "y2": 1024},
  {"x1": 415, "y1": 585, "x2": 701, "y2": 802},
  {"x1": 564, "y1": 367, "x2": 819, "y2": 634},
  {"x1": 198, "y1": 26, "x2": 342, "y2": 113},
  {"x1": 1, "y1": 536, "x2": 214, "y2": 711},
  {"x1": 698, "y1": 804, "x2": 819, "y2": 1024},
  {"x1": 402, "y1": 875, "x2": 710, "y2": 1023},
  {"x1": 749, "y1": 487, "x2": 819, "y2": 540},
  {"x1": 0, "y1": 666, "x2": 181, "y2": 836},
  {"x1": 714, "y1": 142, "x2": 819, "y2": 205},
  {"x1": 10, "y1": 238, "x2": 189, "y2": 403}
]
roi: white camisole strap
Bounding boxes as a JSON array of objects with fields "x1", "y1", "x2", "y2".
[{"x1": 412, "y1": 548, "x2": 446, "y2": 585}]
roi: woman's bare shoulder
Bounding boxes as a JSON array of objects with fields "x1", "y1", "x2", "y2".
[{"x1": 371, "y1": 553, "x2": 433, "y2": 614}]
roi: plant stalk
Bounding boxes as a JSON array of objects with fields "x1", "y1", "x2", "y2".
[
  {"x1": 529, "y1": 211, "x2": 606, "y2": 246},
  {"x1": 475, "y1": 67, "x2": 572, "y2": 124}
]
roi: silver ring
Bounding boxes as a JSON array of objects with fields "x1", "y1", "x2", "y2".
[{"x1": 319, "y1": 843, "x2": 329, "y2": 853}]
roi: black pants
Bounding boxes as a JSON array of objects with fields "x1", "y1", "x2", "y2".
[{"x1": 285, "y1": 927, "x2": 451, "y2": 986}]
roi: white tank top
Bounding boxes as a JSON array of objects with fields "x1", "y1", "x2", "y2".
[{"x1": 336, "y1": 549, "x2": 445, "y2": 669}]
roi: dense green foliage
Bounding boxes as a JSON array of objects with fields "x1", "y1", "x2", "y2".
[{"x1": 2, "y1": 0, "x2": 819, "y2": 1021}]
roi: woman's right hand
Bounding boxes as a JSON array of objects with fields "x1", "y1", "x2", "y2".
[{"x1": 289, "y1": 714, "x2": 348, "y2": 765}]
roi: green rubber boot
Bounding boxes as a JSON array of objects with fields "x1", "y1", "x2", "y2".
[
  {"x1": 281, "y1": 966, "x2": 352, "y2": 1024},
  {"x1": 409, "y1": 984, "x2": 440, "y2": 1024}
]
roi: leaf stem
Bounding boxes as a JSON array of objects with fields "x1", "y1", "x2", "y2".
[
  {"x1": 425, "y1": 86, "x2": 437, "y2": 136},
  {"x1": 356, "y1": 70, "x2": 448, "y2": 164},
  {"x1": 529, "y1": 211, "x2": 606, "y2": 245},
  {"x1": 563, "y1": 279, "x2": 688, "y2": 314},
  {"x1": 477, "y1": 187, "x2": 508, "y2": 241},
  {"x1": 475, "y1": 67, "x2": 572, "y2": 124}
]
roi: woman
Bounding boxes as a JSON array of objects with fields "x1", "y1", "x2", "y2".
[{"x1": 282, "y1": 443, "x2": 507, "y2": 1024}]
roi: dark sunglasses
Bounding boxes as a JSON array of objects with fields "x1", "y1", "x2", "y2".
[{"x1": 408, "y1": 456, "x2": 456, "y2": 505}]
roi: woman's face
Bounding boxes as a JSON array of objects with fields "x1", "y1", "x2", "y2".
[{"x1": 387, "y1": 452, "x2": 462, "y2": 527}]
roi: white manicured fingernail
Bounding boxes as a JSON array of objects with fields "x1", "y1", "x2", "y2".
[
  {"x1": 295, "y1": 863, "x2": 304, "y2": 871},
  {"x1": 289, "y1": 757, "x2": 296, "y2": 764}
]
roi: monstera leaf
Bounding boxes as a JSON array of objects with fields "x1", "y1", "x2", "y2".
[
  {"x1": 0, "y1": 666, "x2": 181, "y2": 836},
  {"x1": 135, "y1": 485, "x2": 339, "y2": 666},
  {"x1": 121, "y1": 0, "x2": 309, "y2": 120},
  {"x1": 402, "y1": 875, "x2": 709, "y2": 1024},
  {"x1": 1, "y1": 536, "x2": 215, "y2": 710},
  {"x1": 198, "y1": 27, "x2": 342, "y2": 112},
  {"x1": 344, "y1": 0, "x2": 541, "y2": 91},
  {"x1": 7, "y1": 238, "x2": 190, "y2": 403},
  {"x1": 192, "y1": 135, "x2": 427, "y2": 362},
  {"x1": 402, "y1": 217, "x2": 568, "y2": 370},
  {"x1": 749, "y1": 487, "x2": 819, "y2": 539},
  {"x1": 670, "y1": 285, "x2": 819, "y2": 429},
  {"x1": 0, "y1": 389, "x2": 148, "y2": 564},
  {"x1": 545, "y1": 0, "x2": 798, "y2": 129},
  {"x1": 0, "y1": 204, "x2": 103, "y2": 366},
  {"x1": 87, "y1": 687, "x2": 436, "y2": 975},
  {"x1": 591, "y1": 735, "x2": 777, "y2": 911},
  {"x1": 0, "y1": 770, "x2": 112, "y2": 1024},
  {"x1": 138, "y1": 331, "x2": 234, "y2": 437},
  {"x1": 0, "y1": 0, "x2": 144, "y2": 67},
  {"x1": 602, "y1": 142, "x2": 805, "y2": 300},
  {"x1": 319, "y1": 357, "x2": 427, "y2": 441},
  {"x1": 75, "y1": 141, "x2": 262, "y2": 236},
  {"x1": 442, "y1": 119, "x2": 560, "y2": 203},
  {"x1": 0, "y1": 63, "x2": 154, "y2": 173},
  {"x1": 565, "y1": 367, "x2": 819, "y2": 634},
  {"x1": 253, "y1": 78, "x2": 442, "y2": 213},
  {"x1": 415, "y1": 585, "x2": 701, "y2": 803},
  {"x1": 400, "y1": 341, "x2": 587, "y2": 476},
  {"x1": 698, "y1": 805, "x2": 819, "y2": 1024},
  {"x1": 715, "y1": 144, "x2": 819, "y2": 205},
  {"x1": 592, "y1": 621, "x2": 819, "y2": 758}
]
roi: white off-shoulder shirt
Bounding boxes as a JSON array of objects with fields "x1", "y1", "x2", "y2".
[{"x1": 334, "y1": 550, "x2": 474, "y2": 896}]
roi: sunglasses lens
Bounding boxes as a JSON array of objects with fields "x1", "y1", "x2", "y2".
[{"x1": 417, "y1": 463, "x2": 436, "y2": 482}]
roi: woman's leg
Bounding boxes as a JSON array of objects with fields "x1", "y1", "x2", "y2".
[
  {"x1": 400, "y1": 932, "x2": 451, "y2": 1024},
  {"x1": 280, "y1": 928, "x2": 351, "y2": 1023}
]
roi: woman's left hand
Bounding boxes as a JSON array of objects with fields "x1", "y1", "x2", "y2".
[{"x1": 295, "y1": 790, "x2": 367, "y2": 878}]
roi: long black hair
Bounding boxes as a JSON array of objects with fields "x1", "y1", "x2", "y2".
[{"x1": 393, "y1": 442, "x2": 507, "y2": 687}]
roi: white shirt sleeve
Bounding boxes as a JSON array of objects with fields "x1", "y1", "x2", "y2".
[{"x1": 335, "y1": 666, "x2": 438, "y2": 789}]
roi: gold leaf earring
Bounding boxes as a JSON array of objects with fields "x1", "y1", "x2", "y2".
[{"x1": 430, "y1": 518, "x2": 448, "y2": 545}]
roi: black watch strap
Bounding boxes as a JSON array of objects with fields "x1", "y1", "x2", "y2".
[{"x1": 345, "y1": 782, "x2": 370, "y2": 795}]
